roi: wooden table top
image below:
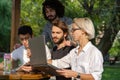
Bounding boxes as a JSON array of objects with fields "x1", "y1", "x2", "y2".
[{"x1": 0, "y1": 70, "x2": 50, "y2": 79}]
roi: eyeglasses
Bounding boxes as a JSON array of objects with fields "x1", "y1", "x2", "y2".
[{"x1": 71, "y1": 28, "x2": 81, "y2": 32}]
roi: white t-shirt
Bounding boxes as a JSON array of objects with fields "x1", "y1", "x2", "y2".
[
  {"x1": 11, "y1": 45, "x2": 51, "y2": 66},
  {"x1": 11, "y1": 46, "x2": 30, "y2": 66}
]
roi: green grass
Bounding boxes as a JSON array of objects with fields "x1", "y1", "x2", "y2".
[
  {"x1": 0, "y1": 58, "x2": 3, "y2": 62},
  {"x1": 102, "y1": 63, "x2": 120, "y2": 80}
]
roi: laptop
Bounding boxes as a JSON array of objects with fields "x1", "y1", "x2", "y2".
[{"x1": 28, "y1": 35, "x2": 60, "y2": 76}]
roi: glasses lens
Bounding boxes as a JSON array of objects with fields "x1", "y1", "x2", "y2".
[{"x1": 71, "y1": 28, "x2": 80, "y2": 32}]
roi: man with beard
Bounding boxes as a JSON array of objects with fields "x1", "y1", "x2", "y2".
[
  {"x1": 51, "y1": 20, "x2": 75, "y2": 80},
  {"x1": 15, "y1": 20, "x2": 74, "y2": 80},
  {"x1": 42, "y1": 0, "x2": 72, "y2": 47}
]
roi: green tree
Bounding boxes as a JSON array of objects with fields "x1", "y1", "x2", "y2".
[
  {"x1": 0, "y1": 0, "x2": 119, "y2": 56},
  {"x1": 109, "y1": 32, "x2": 120, "y2": 58},
  {"x1": 63, "y1": 0, "x2": 120, "y2": 57},
  {"x1": 0, "y1": 0, "x2": 12, "y2": 52},
  {"x1": 21, "y1": 0, "x2": 120, "y2": 57},
  {"x1": 20, "y1": 0, "x2": 45, "y2": 36}
]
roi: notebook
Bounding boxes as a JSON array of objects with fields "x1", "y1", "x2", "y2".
[{"x1": 28, "y1": 35, "x2": 60, "y2": 76}]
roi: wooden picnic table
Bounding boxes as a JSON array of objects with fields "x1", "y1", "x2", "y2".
[{"x1": 0, "y1": 70, "x2": 50, "y2": 80}]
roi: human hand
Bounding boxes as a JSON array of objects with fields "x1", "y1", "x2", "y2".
[
  {"x1": 20, "y1": 65, "x2": 32, "y2": 72},
  {"x1": 65, "y1": 40, "x2": 71, "y2": 46},
  {"x1": 65, "y1": 40, "x2": 77, "y2": 47},
  {"x1": 47, "y1": 59, "x2": 52, "y2": 64},
  {"x1": 26, "y1": 48, "x2": 31, "y2": 58},
  {"x1": 56, "y1": 69, "x2": 78, "y2": 78}
]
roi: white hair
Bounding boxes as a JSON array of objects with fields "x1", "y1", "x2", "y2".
[{"x1": 73, "y1": 18, "x2": 95, "y2": 40}]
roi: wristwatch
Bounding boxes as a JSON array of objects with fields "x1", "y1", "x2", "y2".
[{"x1": 76, "y1": 73, "x2": 81, "y2": 79}]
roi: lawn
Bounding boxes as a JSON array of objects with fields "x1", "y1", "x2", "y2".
[
  {"x1": 102, "y1": 62, "x2": 120, "y2": 80},
  {"x1": 0, "y1": 58, "x2": 3, "y2": 62}
]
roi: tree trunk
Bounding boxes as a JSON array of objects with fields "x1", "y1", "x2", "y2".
[{"x1": 98, "y1": 0, "x2": 120, "y2": 57}]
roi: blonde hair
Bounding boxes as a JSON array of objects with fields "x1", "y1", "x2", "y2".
[{"x1": 73, "y1": 18, "x2": 95, "y2": 40}]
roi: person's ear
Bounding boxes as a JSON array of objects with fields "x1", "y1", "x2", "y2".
[{"x1": 81, "y1": 30, "x2": 86, "y2": 35}]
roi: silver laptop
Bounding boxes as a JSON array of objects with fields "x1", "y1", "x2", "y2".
[{"x1": 28, "y1": 35, "x2": 60, "y2": 76}]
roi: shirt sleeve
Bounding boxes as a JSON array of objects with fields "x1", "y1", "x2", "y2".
[
  {"x1": 52, "y1": 51, "x2": 72, "y2": 68},
  {"x1": 45, "y1": 45, "x2": 51, "y2": 59},
  {"x1": 11, "y1": 50, "x2": 18, "y2": 61},
  {"x1": 90, "y1": 49, "x2": 104, "y2": 80}
]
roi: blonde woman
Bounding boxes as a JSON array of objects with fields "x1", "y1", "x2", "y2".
[{"x1": 48, "y1": 18, "x2": 104, "y2": 80}]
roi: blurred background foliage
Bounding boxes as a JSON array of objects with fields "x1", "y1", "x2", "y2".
[
  {"x1": 0, "y1": 0, "x2": 11, "y2": 52},
  {"x1": 20, "y1": 0, "x2": 45, "y2": 36},
  {"x1": 109, "y1": 32, "x2": 120, "y2": 57},
  {"x1": 0, "y1": 0, "x2": 120, "y2": 60}
]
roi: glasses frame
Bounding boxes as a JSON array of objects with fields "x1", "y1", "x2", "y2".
[{"x1": 71, "y1": 28, "x2": 81, "y2": 33}]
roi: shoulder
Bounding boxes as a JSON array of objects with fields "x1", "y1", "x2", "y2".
[
  {"x1": 70, "y1": 45, "x2": 75, "y2": 49},
  {"x1": 52, "y1": 46, "x2": 57, "y2": 51},
  {"x1": 88, "y1": 44, "x2": 104, "y2": 64},
  {"x1": 61, "y1": 16, "x2": 73, "y2": 25},
  {"x1": 90, "y1": 44, "x2": 101, "y2": 53},
  {"x1": 44, "y1": 22, "x2": 52, "y2": 28},
  {"x1": 88, "y1": 43, "x2": 103, "y2": 58},
  {"x1": 65, "y1": 45, "x2": 75, "y2": 51},
  {"x1": 62, "y1": 16, "x2": 72, "y2": 20},
  {"x1": 68, "y1": 46, "x2": 76, "y2": 54},
  {"x1": 11, "y1": 46, "x2": 25, "y2": 54}
]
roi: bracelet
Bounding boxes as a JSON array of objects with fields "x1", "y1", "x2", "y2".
[{"x1": 76, "y1": 73, "x2": 81, "y2": 79}]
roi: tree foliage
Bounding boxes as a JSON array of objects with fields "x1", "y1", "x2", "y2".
[
  {"x1": 20, "y1": 0, "x2": 120, "y2": 57},
  {"x1": 62, "y1": 0, "x2": 120, "y2": 57},
  {"x1": 21, "y1": 0, "x2": 45, "y2": 36},
  {"x1": 0, "y1": 0, "x2": 12, "y2": 52},
  {"x1": 109, "y1": 32, "x2": 120, "y2": 57},
  {"x1": 0, "y1": 0, "x2": 119, "y2": 57}
]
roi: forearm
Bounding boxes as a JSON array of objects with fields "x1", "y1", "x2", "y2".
[
  {"x1": 71, "y1": 72, "x2": 94, "y2": 80},
  {"x1": 80, "y1": 74, "x2": 94, "y2": 80},
  {"x1": 56, "y1": 69, "x2": 94, "y2": 80},
  {"x1": 52, "y1": 59, "x2": 71, "y2": 68}
]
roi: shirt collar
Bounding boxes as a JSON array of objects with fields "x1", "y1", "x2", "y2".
[
  {"x1": 82, "y1": 41, "x2": 92, "y2": 53},
  {"x1": 74, "y1": 41, "x2": 92, "y2": 54},
  {"x1": 74, "y1": 46, "x2": 79, "y2": 54}
]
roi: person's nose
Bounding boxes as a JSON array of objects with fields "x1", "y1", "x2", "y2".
[
  {"x1": 53, "y1": 33, "x2": 58, "y2": 37},
  {"x1": 22, "y1": 39, "x2": 28, "y2": 44},
  {"x1": 46, "y1": 11, "x2": 51, "y2": 16}
]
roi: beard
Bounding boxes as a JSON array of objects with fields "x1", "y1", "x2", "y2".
[
  {"x1": 53, "y1": 36, "x2": 64, "y2": 45},
  {"x1": 46, "y1": 15, "x2": 57, "y2": 22}
]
